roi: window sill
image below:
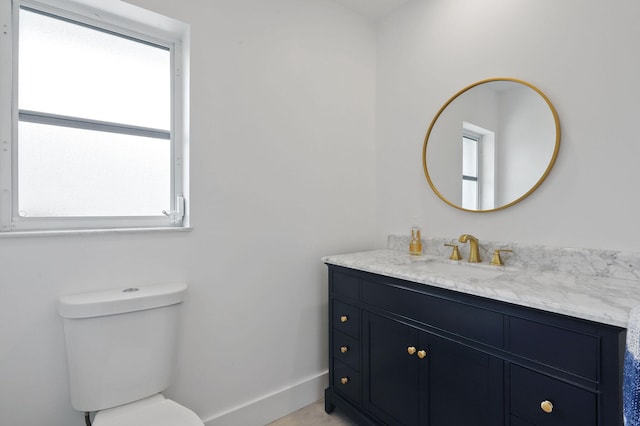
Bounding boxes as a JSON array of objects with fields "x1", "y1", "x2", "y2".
[{"x1": 0, "y1": 226, "x2": 192, "y2": 239}]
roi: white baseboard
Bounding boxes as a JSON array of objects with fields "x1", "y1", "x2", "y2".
[{"x1": 203, "y1": 371, "x2": 328, "y2": 426}]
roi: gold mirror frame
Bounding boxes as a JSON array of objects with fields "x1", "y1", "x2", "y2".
[{"x1": 422, "y1": 78, "x2": 561, "y2": 212}]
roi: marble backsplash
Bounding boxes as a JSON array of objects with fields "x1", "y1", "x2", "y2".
[{"x1": 388, "y1": 234, "x2": 640, "y2": 282}]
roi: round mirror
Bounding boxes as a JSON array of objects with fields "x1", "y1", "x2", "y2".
[{"x1": 422, "y1": 78, "x2": 560, "y2": 212}]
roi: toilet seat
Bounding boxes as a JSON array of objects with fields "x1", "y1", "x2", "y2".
[{"x1": 92, "y1": 394, "x2": 203, "y2": 426}]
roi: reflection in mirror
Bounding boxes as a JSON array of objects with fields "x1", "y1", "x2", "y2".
[{"x1": 423, "y1": 78, "x2": 560, "y2": 212}]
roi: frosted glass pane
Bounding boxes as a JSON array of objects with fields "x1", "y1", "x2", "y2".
[
  {"x1": 19, "y1": 8, "x2": 170, "y2": 130},
  {"x1": 462, "y1": 136, "x2": 478, "y2": 177},
  {"x1": 18, "y1": 122, "x2": 171, "y2": 217},
  {"x1": 462, "y1": 180, "x2": 478, "y2": 210}
]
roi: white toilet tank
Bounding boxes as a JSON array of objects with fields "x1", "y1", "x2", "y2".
[{"x1": 58, "y1": 283, "x2": 187, "y2": 412}]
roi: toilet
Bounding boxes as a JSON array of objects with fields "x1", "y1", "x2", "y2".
[{"x1": 58, "y1": 282, "x2": 203, "y2": 426}]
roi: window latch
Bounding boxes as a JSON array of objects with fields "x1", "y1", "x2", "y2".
[{"x1": 162, "y1": 194, "x2": 185, "y2": 225}]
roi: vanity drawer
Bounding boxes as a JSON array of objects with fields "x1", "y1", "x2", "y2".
[
  {"x1": 510, "y1": 365, "x2": 596, "y2": 426},
  {"x1": 509, "y1": 317, "x2": 598, "y2": 380},
  {"x1": 332, "y1": 270, "x2": 360, "y2": 300},
  {"x1": 362, "y1": 281, "x2": 503, "y2": 347},
  {"x1": 332, "y1": 330, "x2": 360, "y2": 371},
  {"x1": 333, "y1": 300, "x2": 360, "y2": 338},
  {"x1": 333, "y1": 360, "x2": 361, "y2": 405}
]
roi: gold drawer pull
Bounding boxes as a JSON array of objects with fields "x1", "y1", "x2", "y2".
[
  {"x1": 340, "y1": 377, "x2": 349, "y2": 385},
  {"x1": 407, "y1": 346, "x2": 417, "y2": 355},
  {"x1": 340, "y1": 315, "x2": 348, "y2": 323},
  {"x1": 540, "y1": 400, "x2": 553, "y2": 414},
  {"x1": 340, "y1": 346, "x2": 349, "y2": 353},
  {"x1": 417, "y1": 349, "x2": 427, "y2": 359}
]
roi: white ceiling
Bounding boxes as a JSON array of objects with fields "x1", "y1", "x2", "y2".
[{"x1": 332, "y1": 0, "x2": 412, "y2": 21}]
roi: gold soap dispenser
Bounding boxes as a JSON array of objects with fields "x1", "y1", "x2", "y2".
[{"x1": 409, "y1": 225, "x2": 423, "y2": 255}]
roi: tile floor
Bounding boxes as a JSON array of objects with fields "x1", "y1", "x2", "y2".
[{"x1": 267, "y1": 399, "x2": 357, "y2": 425}]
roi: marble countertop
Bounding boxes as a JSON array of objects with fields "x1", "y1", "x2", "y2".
[{"x1": 323, "y1": 249, "x2": 640, "y2": 328}]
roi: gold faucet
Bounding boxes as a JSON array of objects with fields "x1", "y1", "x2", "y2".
[
  {"x1": 490, "y1": 249, "x2": 513, "y2": 266},
  {"x1": 458, "y1": 234, "x2": 481, "y2": 263},
  {"x1": 444, "y1": 243, "x2": 462, "y2": 261}
]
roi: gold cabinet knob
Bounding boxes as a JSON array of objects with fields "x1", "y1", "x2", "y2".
[
  {"x1": 340, "y1": 315, "x2": 348, "y2": 323},
  {"x1": 540, "y1": 400, "x2": 553, "y2": 413},
  {"x1": 340, "y1": 377, "x2": 349, "y2": 385},
  {"x1": 340, "y1": 346, "x2": 349, "y2": 353},
  {"x1": 417, "y1": 350, "x2": 427, "y2": 359},
  {"x1": 407, "y1": 346, "x2": 417, "y2": 355}
]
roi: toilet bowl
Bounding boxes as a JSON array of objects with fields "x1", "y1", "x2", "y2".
[
  {"x1": 58, "y1": 283, "x2": 203, "y2": 426},
  {"x1": 92, "y1": 394, "x2": 202, "y2": 426}
]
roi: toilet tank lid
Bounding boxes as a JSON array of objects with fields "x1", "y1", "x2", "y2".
[{"x1": 58, "y1": 283, "x2": 187, "y2": 319}]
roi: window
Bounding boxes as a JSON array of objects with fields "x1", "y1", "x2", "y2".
[
  {"x1": 1, "y1": 0, "x2": 189, "y2": 232},
  {"x1": 462, "y1": 121, "x2": 496, "y2": 211},
  {"x1": 461, "y1": 133, "x2": 479, "y2": 210}
]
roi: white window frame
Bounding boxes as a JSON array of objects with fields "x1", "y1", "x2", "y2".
[
  {"x1": 461, "y1": 131, "x2": 479, "y2": 210},
  {"x1": 0, "y1": 0, "x2": 190, "y2": 233}
]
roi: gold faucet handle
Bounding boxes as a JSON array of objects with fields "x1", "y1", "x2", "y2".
[
  {"x1": 444, "y1": 243, "x2": 462, "y2": 261},
  {"x1": 490, "y1": 249, "x2": 513, "y2": 266}
]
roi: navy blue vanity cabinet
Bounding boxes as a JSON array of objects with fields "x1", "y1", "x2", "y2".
[{"x1": 325, "y1": 264, "x2": 625, "y2": 426}]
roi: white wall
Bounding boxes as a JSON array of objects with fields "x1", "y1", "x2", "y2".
[
  {"x1": 498, "y1": 85, "x2": 556, "y2": 205},
  {"x1": 0, "y1": 1, "x2": 377, "y2": 425},
  {"x1": 376, "y1": 0, "x2": 640, "y2": 251}
]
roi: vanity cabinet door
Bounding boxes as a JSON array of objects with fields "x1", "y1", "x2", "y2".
[
  {"x1": 364, "y1": 313, "x2": 423, "y2": 426},
  {"x1": 427, "y1": 334, "x2": 504, "y2": 426}
]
